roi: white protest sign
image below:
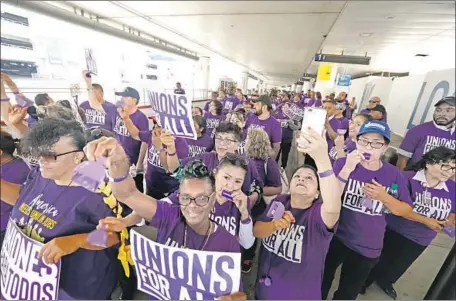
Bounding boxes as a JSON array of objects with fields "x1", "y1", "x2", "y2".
[
  {"x1": 147, "y1": 91, "x2": 197, "y2": 140},
  {"x1": 0, "y1": 219, "x2": 61, "y2": 300},
  {"x1": 282, "y1": 104, "x2": 305, "y2": 121},
  {"x1": 131, "y1": 229, "x2": 241, "y2": 300},
  {"x1": 84, "y1": 48, "x2": 98, "y2": 75}
]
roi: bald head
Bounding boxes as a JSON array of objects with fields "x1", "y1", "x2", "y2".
[{"x1": 368, "y1": 96, "x2": 381, "y2": 109}]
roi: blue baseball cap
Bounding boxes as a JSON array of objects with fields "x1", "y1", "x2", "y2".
[
  {"x1": 357, "y1": 120, "x2": 391, "y2": 142},
  {"x1": 115, "y1": 87, "x2": 140, "y2": 100}
]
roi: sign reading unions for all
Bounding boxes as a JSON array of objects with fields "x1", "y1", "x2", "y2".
[
  {"x1": 131, "y1": 229, "x2": 241, "y2": 300},
  {"x1": 0, "y1": 219, "x2": 61, "y2": 300},
  {"x1": 282, "y1": 104, "x2": 305, "y2": 121},
  {"x1": 148, "y1": 91, "x2": 198, "y2": 140}
]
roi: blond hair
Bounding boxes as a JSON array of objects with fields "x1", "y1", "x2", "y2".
[{"x1": 245, "y1": 127, "x2": 273, "y2": 160}]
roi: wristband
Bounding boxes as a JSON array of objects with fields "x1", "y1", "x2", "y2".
[
  {"x1": 158, "y1": 148, "x2": 167, "y2": 153},
  {"x1": 336, "y1": 175, "x2": 348, "y2": 183},
  {"x1": 0, "y1": 98, "x2": 10, "y2": 102},
  {"x1": 167, "y1": 150, "x2": 176, "y2": 156},
  {"x1": 105, "y1": 170, "x2": 129, "y2": 183},
  {"x1": 318, "y1": 169, "x2": 334, "y2": 178},
  {"x1": 241, "y1": 216, "x2": 252, "y2": 224}
]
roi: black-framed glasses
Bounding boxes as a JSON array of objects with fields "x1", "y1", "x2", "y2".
[
  {"x1": 215, "y1": 136, "x2": 238, "y2": 145},
  {"x1": 41, "y1": 149, "x2": 83, "y2": 161},
  {"x1": 357, "y1": 138, "x2": 385, "y2": 149},
  {"x1": 179, "y1": 193, "x2": 213, "y2": 207},
  {"x1": 219, "y1": 152, "x2": 249, "y2": 167},
  {"x1": 440, "y1": 164, "x2": 456, "y2": 172}
]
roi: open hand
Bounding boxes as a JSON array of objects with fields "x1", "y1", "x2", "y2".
[
  {"x1": 98, "y1": 216, "x2": 128, "y2": 232},
  {"x1": 364, "y1": 179, "x2": 389, "y2": 202}
]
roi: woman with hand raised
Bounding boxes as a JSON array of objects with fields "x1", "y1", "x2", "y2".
[{"x1": 253, "y1": 127, "x2": 342, "y2": 300}]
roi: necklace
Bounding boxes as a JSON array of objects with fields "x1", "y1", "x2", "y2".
[{"x1": 183, "y1": 221, "x2": 213, "y2": 250}]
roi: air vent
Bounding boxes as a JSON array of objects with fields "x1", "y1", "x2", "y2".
[
  {"x1": 1, "y1": 12, "x2": 29, "y2": 26},
  {"x1": 1, "y1": 36, "x2": 33, "y2": 50},
  {"x1": 415, "y1": 54, "x2": 429, "y2": 57},
  {"x1": 1, "y1": 59, "x2": 38, "y2": 77}
]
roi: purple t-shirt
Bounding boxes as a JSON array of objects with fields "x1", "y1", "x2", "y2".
[
  {"x1": 181, "y1": 152, "x2": 264, "y2": 195},
  {"x1": 203, "y1": 112, "x2": 226, "y2": 137},
  {"x1": 185, "y1": 135, "x2": 214, "y2": 157},
  {"x1": 308, "y1": 98, "x2": 323, "y2": 108},
  {"x1": 222, "y1": 97, "x2": 241, "y2": 113},
  {"x1": 360, "y1": 108, "x2": 388, "y2": 122},
  {"x1": 274, "y1": 109, "x2": 294, "y2": 143},
  {"x1": 256, "y1": 195, "x2": 334, "y2": 300},
  {"x1": 113, "y1": 110, "x2": 149, "y2": 165},
  {"x1": 338, "y1": 98, "x2": 352, "y2": 119},
  {"x1": 0, "y1": 158, "x2": 30, "y2": 231},
  {"x1": 326, "y1": 116, "x2": 349, "y2": 152},
  {"x1": 328, "y1": 139, "x2": 357, "y2": 162},
  {"x1": 10, "y1": 168, "x2": 118, "y2": 299},
  {"x1": 244, "y1": 114, "x2": 282, "y2": 144},
  {"x1": 333, "y1": 158, "x2": 413, "y2": 258},
  {"x1": 387, "y1": 170, "x2": 456, "y2": 246},
  {"x1": 398, "y1": 121, "x2": 456, "y2": 165},
  {"x1": 252, "y1": 158, "x2": 282, "y2": 189},
  {"x1": 139, "y1": 130, "x2": 188, "y2": 195},
  {"x1": 79, "y1": 100, "x2": 117, "y2": 131}
]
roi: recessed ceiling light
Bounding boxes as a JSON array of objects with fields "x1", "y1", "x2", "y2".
[
  {"x1": 360, "y1": 33, "x2": 373, "y2": 37},
  {"x1": 415, "y1": 53, "x2": 429, "y2": 57},
  {"x1": 385, "y1": 16, "x2": 395, "y2": 20}
]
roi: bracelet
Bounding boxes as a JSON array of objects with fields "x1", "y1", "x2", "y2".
[
  {"x1": 158, "y1": 148, "x2": 167, "y2": 153},
  {"x1": 167, "y1": 150, "x2": 176, "y2": 156},
  {"x1": 105, "y1": 169, "x2": 129, "y2": 183},
  {"x1": 336, "y1": 175, "x2": 348, "y2": 183},
  {"x1": 0, "y1": 98, "x2": 10, "y2": 102},
  {"x1": 241, "y1": 216, "x2": 252, "y2": 224},
  {"x1": 318, "y1": 169, "x2": 334, "y2": 178}
]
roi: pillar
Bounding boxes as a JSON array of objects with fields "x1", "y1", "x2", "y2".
[
  {"x1": 296, "y1": 84, "x2": 303, "y2": 93},
  {"x1": 241, "y1": 71, "x2": 249, "y2": 94},
  {"x1": 199, "y1": 56, "x2": 210, "y2": 98}
]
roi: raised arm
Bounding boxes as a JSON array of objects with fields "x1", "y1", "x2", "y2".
[
  {"x1": 297, "y1": 129, "x2": 342, "y2": 229},
  {"x1": 85, "y1": 137, "x2": 158, "y2": 221},
  {"x1": 82, "y1": 70, "x2": 104, "y2": 113}
]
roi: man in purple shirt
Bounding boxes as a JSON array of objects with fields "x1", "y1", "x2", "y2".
[
  {"x1": 397, "y1": 96, "x2": 455, "y2": 171},
  {"x1": 79, "y1": 70, "x2": 117, "y2": 131},
  {"x1": 244, "y1": 95, "x2": 282, "y2": 157},
  {"x1": 337, "y1": 91, "x2": 352, "y2": 119},
  {"x1": 360, "y1": 96, "x2": 388, "y2": 122},
  {"x1": 324, "y1": 101, "x2": 350, "y2": 153},
  {"x1": 114, "y1": 87, "x2": 149, "y2": 191}
]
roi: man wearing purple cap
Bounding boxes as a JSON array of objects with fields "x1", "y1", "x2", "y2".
[
  {"x1": 244, "y1": 95, "x2": 282, "y2": 157},
  {"x1": 397, "y1": 96, "x2": 455, "y2": 170}
]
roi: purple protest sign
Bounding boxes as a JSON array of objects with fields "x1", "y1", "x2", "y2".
[
  {"x1": 0, "y1": 219, "x2": 61, "y2": 300},
  {"x1": 148, "y1": 91, "x2": 197, "y2": 140},
  {"x1": 130, "y1": 229, "x2": 241, "y2": 300}
]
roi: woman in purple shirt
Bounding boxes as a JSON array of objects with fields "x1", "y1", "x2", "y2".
[
  {"x1": 0, "y1": 118, "x2": 120, "y2": 300},
  {"x1": 254, "y1": 127, "x2": 342, "y2": 300},
  {"x1": 87, "y1": 142, "x2": 246, "y2": 299},
  {"x1": 0, "y1": 130, "x2": 30, "y2": 247},
  {"x1": 322, "y1": 120, "x2": 414, "y2": 300},
  {"x1": 363, "y1": 146, "x2": 456, "y2": 299},
  {"x1": 204, "y1": 99, "x2": 225, "y2": 138}
]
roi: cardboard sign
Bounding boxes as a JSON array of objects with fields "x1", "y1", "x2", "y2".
[
  {"x1": 282, "y1": 104, "x2": 305, "y2": 121},
  {"x1": 131, "y1": 229, "x2": 241, "y2": 300},
  {"x1": 0, "y1": 219, "x2": 61, "y2": 300},
  {"x1": 148, "y1": 91, "x2": 197, "y2": 140},
  {"x1": 85, "y1": 48, "x2": 98, "y2": 75}
]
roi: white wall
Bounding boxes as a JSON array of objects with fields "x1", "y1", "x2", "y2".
[{"x1": 386, "y1": 74, "x2": 426, "y2": 135}]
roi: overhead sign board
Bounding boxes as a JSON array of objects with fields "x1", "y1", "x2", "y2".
[
  {"x1": 314, "y1": 53, "x2": 371, "y2": 65},
  {"x1": 337, "y1": 73, "x2": 352, "y2": 86}
]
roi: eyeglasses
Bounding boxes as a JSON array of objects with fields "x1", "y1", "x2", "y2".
[
  {"x1": 440, "y1": 164, "x2": 456, "y2": 172},
  {"x1": 215, "y1": 136, "x2": 238, "y2": 145},
  {"x1": 368, "y1": 100, "x2": 379, "y2": 103},
  {"x1": 357, "y1": 139, "x2": 385, "y2": 149},
  {"x1": 179, "y1": 193, "x2": 213, "y2": 207},
  {"x1": 219, "y1": 152, "x2": 249, "y2": 167},
  {"x1": 41, "y1": 149, "x2": 82, "y2": 161}
]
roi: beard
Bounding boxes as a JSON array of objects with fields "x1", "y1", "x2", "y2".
[{"x1": 434, "y1": 116, "x2": 455, "y2": 127}]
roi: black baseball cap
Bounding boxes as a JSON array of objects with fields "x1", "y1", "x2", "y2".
[
  {"x1": 371, "y1": 104, "x2": 386, "y2": 114},
  {"x1": 115, "y1": 87, "x2": 140, "y2": 100},
  {"x1": 254, "y1": 95, "x2": 273, "y2": 108},
  {"x1": 434, "y1": 96, "x2": 455, "y2": 108}
]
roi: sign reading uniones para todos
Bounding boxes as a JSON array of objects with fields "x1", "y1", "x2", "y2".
[
  {"x1": 1, "y1": 219, "x2": 61, "y2": 300},
  {"x1": 131, "y1": 229, "x2": 241, "y2": 300},
  {"x1": 148, "y1": 91, "x2": 198, "y2": 140}
]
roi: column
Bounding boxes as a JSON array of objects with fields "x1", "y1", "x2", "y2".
[
  {"x1": 296, "y1": 84, "x2": 303, "y2": 93},
  {"x1": 241, "y1": 71, "x2": 249, "y2": 94},
  {"x1": 291, "y1": 83, "x2": 297, "y2": 92},
  {"x1": 199, "y1": 56, "x2": 210, "y2": 98}
]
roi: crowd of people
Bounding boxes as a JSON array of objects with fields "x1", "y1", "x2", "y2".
[{"x1": 0, "y1": 69, "x2": 455, "y2": 300}]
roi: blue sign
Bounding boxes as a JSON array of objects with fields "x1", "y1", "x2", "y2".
[
  {"x1": 337, "y1": 74, "x2": 352, "y2": 86},
  {"x1": 314, "y1": 54, "x2": 326, "y2": 62}
]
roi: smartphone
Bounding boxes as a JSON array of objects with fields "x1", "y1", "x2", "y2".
[{"x1": 301, "y1": 107, "x2": 327, "y2": 136}]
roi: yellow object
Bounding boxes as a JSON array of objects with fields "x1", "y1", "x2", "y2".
[
  {"x1": 317, "y1": 63, "x2": 333, "y2": 81},
  {"x1": 98, "y1": 182, "x2": 134, "y2": 278}
]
